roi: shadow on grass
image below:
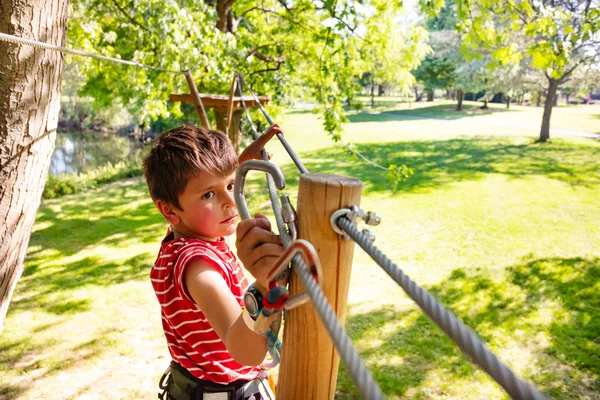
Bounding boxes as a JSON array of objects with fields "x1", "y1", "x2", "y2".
[
  {"x1": 346, "y1": 103, "x2": 521, "y2": 123},
  {"x1": 280, "y1": 137, "x2": 600, "y2": 195},
  {"x1": 0, "y1": 327, "x2": 120, "y2": 399},
  {"x1": 337, "y1": 257, "x2": 599, "y2": 399},
  {"x1": 26, "y1": 180, "x2": 164, "y2": 259}
]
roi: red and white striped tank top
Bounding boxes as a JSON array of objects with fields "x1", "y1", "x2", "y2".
[{"x1": 151, "y1": 230, "x2": 262, "y2": 384}]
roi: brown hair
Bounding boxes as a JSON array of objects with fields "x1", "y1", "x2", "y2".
[{"x1": 142, "y1": 125, "x2": 238, "y2": 209}]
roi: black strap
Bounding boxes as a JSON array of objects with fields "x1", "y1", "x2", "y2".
[{"x1": 167, "y1": 361, "x2": 251, "y2": 400}]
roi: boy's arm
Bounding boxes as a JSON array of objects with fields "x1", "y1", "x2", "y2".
[
  {"x1": 184, "y1": 262, "x2": 268, "y2": 366},
  {"x1": 238, "y1": 124, "x2": 284, "y2": 164}
]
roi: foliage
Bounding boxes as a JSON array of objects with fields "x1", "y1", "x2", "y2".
[
  {"x1": 455, "y1": 0, "x2": 600, "y2": 79},
  {"x1": 43, "y1": 160, "x2": 143, "y2": 199},
  {"x1": 452, "y1": 0, "x2": 600, "y2": 139},
  {"x1": 66, "y1": 0, "x2": 438, "y2": 141}
]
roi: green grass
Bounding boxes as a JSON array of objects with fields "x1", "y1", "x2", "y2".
[{"x1": 1, "y1": 100, "x2": 599, "y2": 399}]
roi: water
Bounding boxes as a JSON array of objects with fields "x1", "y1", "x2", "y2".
[{"x1": 50, "y1": 131, "x2": 144, "y2": 175}]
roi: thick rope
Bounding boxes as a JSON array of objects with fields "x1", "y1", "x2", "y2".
[
  {"x1": 336, "y1": 216, "x2": 548, "y2": 400},
  {"x1": 0, "y1": 32, "x2": 185, "y2": 74},
  {"x1": 291, "y1": 255, "x2": 385, "y2": 399},
  {"x1": 237, "y1": 73, "x2": 309, "y2": 174}
]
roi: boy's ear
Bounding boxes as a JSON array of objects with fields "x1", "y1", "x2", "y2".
[{"x1": 155, "y1": 200, "x2": 181, "y2": 225}]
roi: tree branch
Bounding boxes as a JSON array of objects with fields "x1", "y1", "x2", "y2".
[
  {"x1": 247, "y1": 49, "x2": 285, "y2": 63},
  {"x1": 248, "y1": 65, "x2": 282, "y2": 77},
  {"x1": 109, "y1": 0, "x2": 152, "y2": 33}
]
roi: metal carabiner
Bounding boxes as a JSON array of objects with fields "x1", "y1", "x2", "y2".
[
  {"x1": 265, "y1": 239, "x2": 323, "y2": 310},
  {"x1": 234, "y1": 160, "x2": 286, "y2": 220}
]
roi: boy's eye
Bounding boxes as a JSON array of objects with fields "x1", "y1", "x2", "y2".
[
  {"x1": 202, "y1": 192, "x2": 215, "y2": 199},
  {"x1": 227, "y1": 183, "x2": 234, "y2": 191}
]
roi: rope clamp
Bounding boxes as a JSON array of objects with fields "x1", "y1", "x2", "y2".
[
  {"x1": 266, "y1": 239, "x2": 323, "y2": 310},
  {"x1": 331, "y1": 205, "x2": 381, "y2": 240}
]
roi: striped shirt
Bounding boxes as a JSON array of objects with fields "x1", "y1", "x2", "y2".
[{"x1": 151, "y1": 230, "x2": 262, "y2": 384}]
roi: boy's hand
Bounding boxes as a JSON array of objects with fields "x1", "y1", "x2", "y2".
[
  {"x1": 238, "y1": 124, "x2": 284, "y2": 164},
  {"x1": 236, "y1": 213, "x2": 284, "y2": 289}
]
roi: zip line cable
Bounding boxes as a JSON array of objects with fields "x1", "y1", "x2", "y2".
[
  {"x1": 0, "y1": 32, "x2": 187, "y2": 74},
  {"x1": 237, "y1": 73, "x2": 309, "y2": 174}
]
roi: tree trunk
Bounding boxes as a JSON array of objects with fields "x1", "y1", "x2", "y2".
[
  {"x1": 565, "y1": 93, "x2": 570, "y2": 105},
  {"x1": 536, "y1": 91, "x2": 542, "y2": 107},
  {"x1": 456, "y1": 90, "x2": 464, "y2": 111},
  {"x1": 539, "y1": 78, "x2": 559, "y2": 142},
  {"x1": 481, "y1": 98, "x2": 488, "y2": 109},
  {"x1": 427, "y1": 90, "x2": 434, "y2": 101},
  {"x1": 506, "y1": 96, "x2": 511, "y2": 109},
  {"x1": 413, "y1": 86, "x2": 421, "y2": 102},
  {"x1": 378, "y1": 85, "x2": 384, "y2": 96},
  {"x1": 0, "y1": 0, "x2": 69, "y2": 331},
  {"x1": 370, "y1": 78, "x2": 375, "y2": 108}
]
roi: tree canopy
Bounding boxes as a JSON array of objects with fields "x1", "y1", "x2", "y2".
[
  {"x1": 453, "y1": 0, "x2": 600, "y2": 140},
  {"x1": 66, "y1": 0, "x2": 437, "y2": 140}
]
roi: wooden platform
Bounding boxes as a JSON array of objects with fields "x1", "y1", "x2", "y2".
[{"x1": 169, "y1": 93, "x2": 270, "y2": 110}]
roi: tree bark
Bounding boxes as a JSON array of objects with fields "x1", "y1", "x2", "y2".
[
  {"x1": 427, "y1": 90, "x2": 434, "y2": 101},
  {"x1": 506, "y1": 96, "x2": 511, "y2": 109},
  {"x1": 0, "y1": 0, "x2": 69, "y2": 331},
  {"x1": 456, "y1": 90, "x2": 464, "y2": 111},
  {"x1": 370, "y1": 79, "x2": 375, "y2": 108},
  {"x1": 539, "y1": 78, "x2": 559, "y2": 142}
]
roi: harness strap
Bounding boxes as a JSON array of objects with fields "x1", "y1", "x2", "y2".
[{"x1": 160, "y1": 361, "x2": 272, "y2": 400}]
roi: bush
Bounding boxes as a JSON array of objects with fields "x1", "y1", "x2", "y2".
[{"x1": 43, "y1": 160, "x2": 142, "y2": 199}]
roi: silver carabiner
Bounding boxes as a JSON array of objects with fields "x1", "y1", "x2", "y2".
[
  {"x1": 234, "y1": 160, "x2": 286, "y2": 220},
  {"x1": 265, "y1": 239, "x2": 323, "y2": 310}
]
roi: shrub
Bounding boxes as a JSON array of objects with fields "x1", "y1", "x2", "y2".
[{"x1": 43, "y1": 160, "x2": 142, "y2": 199}]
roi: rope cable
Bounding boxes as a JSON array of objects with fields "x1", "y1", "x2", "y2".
[
  {"x1": 0, "y1": 32, "x2": 186, "y2": 74},
  {"x1": 237, "y1": 83, "x2": 291, "y2": 246},
  {"x1": 236, "y1": 72, "x2": 309, "y2": 174},
  {"x1": 336, "y1": 216, "x2": 548, "y2": 400},
  {"x1": 291, "y1": 255, "x2": 385, "y2": 399}
]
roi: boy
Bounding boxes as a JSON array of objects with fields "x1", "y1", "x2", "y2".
[{"x1": 143, "y1": 124, "x2": 285, "y2": 400}]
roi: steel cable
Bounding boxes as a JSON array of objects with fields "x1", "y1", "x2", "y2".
[
  {"x1": 0, "y1": 32, "x2": 185, "y2": 74},
  {"x1": 291, "y1": 256, "x2": 385, "y2": 399},
  {"x1": 236, "y1": 73, "x2": 309, "y2": 174},
  {"x1": 336, "y1": 216, "x2": 547, "y2": 400}
]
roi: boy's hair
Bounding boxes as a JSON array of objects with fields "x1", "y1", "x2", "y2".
[{"x1": 143, "y1": 125, "x2": 238, "y2": 210}]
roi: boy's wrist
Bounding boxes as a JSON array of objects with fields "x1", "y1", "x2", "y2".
[{"x1": 253, "y1": 282, "x2": 268, "y2": 296}]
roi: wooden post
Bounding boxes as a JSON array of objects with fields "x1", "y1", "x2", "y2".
[
  {"x1": 184, "y1": 70, "x2": 210, "y2": 129},
  {"x1": 215, "y1": 109, "x2": 243, "y2": 154},
  {"x1": 277, "y1": 173, "x2": 362, "y2": 400}
]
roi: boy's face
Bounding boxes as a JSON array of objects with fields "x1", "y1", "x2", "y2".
[{"x1": 167, "y1": 171, "x2": 239, "y2": 241}]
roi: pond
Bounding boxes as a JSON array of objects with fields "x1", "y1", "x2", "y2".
[{"x1": 50, "y1": 131, "x2": 145, "y2": 175}]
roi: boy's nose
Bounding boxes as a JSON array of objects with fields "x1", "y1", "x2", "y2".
[{"x1": 223, "y1": 191, "x2": 236, "y2": 209}]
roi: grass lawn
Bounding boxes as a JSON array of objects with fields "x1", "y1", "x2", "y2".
[{"x1": 1, "y1": 100, "x2": 599, "y2": 399}]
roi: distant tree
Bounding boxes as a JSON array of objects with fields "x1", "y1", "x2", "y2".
[
  {"x1": 454, "y1": 59, "x2": 490, "y2": 110},
  {"x1": 455, "y1": 0, "x2": 600, "y2": 141},
  {"x1": 562, "y1": 66, "x2": 600, "y2": 104}
]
